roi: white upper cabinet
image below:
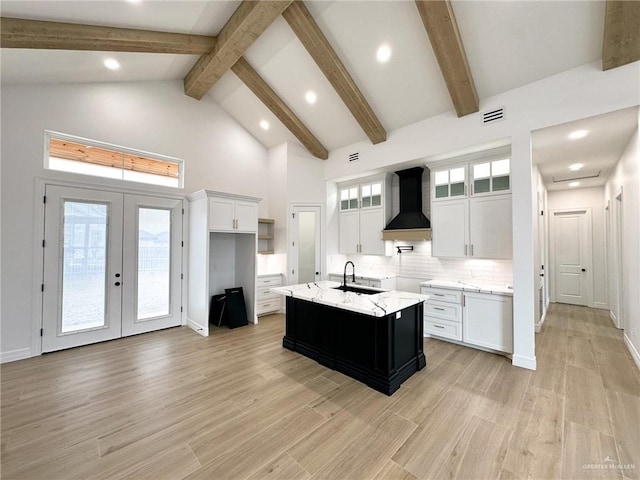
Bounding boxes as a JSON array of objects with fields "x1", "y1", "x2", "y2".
[
  {"x1": 338, "y1": 175, "x2": 391, "y2": 255},
  {"x1": 206, "y1": 193, "x2": 258, "y2": 233},
  {"x1": 431, "y1": 153, "x2": 512, "y2": 259},
  {"x1": 431, "y1": 199, "x2": 468, "y2": 258},
  {"x1": 468, "y1": 195, "x2": 512, "y2": 258}
]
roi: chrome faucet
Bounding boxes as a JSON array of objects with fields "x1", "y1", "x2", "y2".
[{"x1": 343, "y1": 261, "x2": 356, "y2": 286}]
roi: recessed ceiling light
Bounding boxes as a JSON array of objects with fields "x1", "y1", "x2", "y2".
[
  {"x1": 568, "y1": 129, "x2": 588, "y2": 140},
  {"x1": 376, "y1": 44, "x2": 392, "y2": 63},
  {"x1": 103, "y1": 58, "x2": 120, "y2": 70},
  {"x1": 305, "y1": 91, "x2": 317, "y2": 104},
  {"x1": 569, "y1": 163, "x2": 584, "y2": 171},
  {"x1": 568, "y1": 181, "x2": 580, "y2": 188},
  {"x1": 259, "y1": 120, "x2": 269, "y2": 130}
]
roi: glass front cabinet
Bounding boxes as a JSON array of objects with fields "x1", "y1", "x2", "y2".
[
  {"x1": 338, "y1": 176, "x2": 391, "y2": 255},
  {"x1": 430, "y1": 155, "x2": 512, "y2": 259}
]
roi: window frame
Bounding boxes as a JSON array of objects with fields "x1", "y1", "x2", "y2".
[{"x1": 44, "y1": 130, "x2": 184, "y2": 189}]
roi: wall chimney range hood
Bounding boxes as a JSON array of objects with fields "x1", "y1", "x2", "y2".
[{"x1": 382, "y1": 167, "x2": 432, "y2": 241}]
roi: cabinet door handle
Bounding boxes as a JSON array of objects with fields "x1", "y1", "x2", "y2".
[
  {"x1": 434, "y1": 307, "x2": 445, "y2": 311},
  {"x1": 470, "y1": 244, "x2": 474, "y2": 256},
  {"x1": 464, "y1": 244, "x2": 468, "y2": 256},
  {"x1": 463, "y1": 295, "x2": 466, "y2": 307},
  {"x1": 434, "y1": 324, "x2": 445, "y2": 329},
  {"x1": 434, "y1": 293, "x2": 445, "y2": 297}
]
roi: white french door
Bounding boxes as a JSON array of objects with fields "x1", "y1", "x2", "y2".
[{"x1": 42, "y1": 185, "x2": 182, "y2": 352}]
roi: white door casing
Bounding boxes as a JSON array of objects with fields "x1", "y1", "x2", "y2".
[{"x1": 551, "y1": 209, "x2": 592, "y2": 307}]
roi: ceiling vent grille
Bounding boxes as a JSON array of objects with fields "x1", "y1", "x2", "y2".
[
  {"x1": 348, "y1": 152, "x2": 359, "y2": 162},
  {"x1": 482, "y1": 107, "x2": 505, "y2": 124}
]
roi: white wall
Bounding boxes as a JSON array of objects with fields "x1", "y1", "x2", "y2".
[
  {"x1": 1, "y1": 80, "x2": 270, "y2": 360},
  {"x1": 605, "y1": 124, "x2": 640, "y2": 367},
  {"x1": 548, "y1": 187, "x2": 607, "y2": 308},
  {"x1": 322, "y1": 60, "x2": 640, "y2": 371}
]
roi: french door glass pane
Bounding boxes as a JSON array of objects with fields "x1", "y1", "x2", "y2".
[
  {"x1": 137, "y1": 208, "x2": 171, "y2": 320},
  {"x1": 62, "y1": 201, "x2": 108, "y2": 333}
]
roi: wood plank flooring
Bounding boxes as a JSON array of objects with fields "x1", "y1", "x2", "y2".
[{"x1": 2, "y1": 303, "x2": 639, "y2": 480}]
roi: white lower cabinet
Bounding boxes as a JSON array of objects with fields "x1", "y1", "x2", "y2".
[
  {"x1": 421, "y1": 285, "x2": 513, "y2": 353},
  {"x1": 463, "y1": 292, "x2": 513, "y2": 353},
  {"x1": 421, "y1": 287, "x2": 463, "y2": 341},
  {"x1": 256, "y1": 274, "x2": 283, "y2": 316}
]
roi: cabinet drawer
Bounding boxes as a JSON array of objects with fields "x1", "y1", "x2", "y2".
[
  {"x1": 256, "y1": 275, "x2": 282, "y2": 288},
  {"x1": 423, "y1": 301, "x2": 461, "y2": 322},
  {"x1": 421, "y1": 287, "x2": 462, "y2": 304},
  {"x1": 256, "y1": 288, "x2": 280, "y2": 302},
  {"x1": 424, "y1": 317, "x2": 462, "y2": 341},
  {"x1": 257, "y1": 299, "x2": 281, "y2": 315}
]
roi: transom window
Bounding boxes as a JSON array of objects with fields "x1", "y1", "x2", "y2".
[{"x1": 45, "y1": 131, "x2": 183, "y2": 188}]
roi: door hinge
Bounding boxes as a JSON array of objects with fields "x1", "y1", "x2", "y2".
[
  {"x1": 180, "y1": 306, "x2": 183, "y2": 313},
  {"x1": 541, "y1": 210, "x2": 544, "y2": 216},
  {"x1": 292, "y1": 269, "x2": 295, "y2": 274},
  {"x1": 181, "y1": 241, "x2": 184, "y2": 247},
  {"x1": 42, "y1": 239, "x2": 45, "y2": 248},
  {"x1": 292, "y1": 241, "x2": 295, "y2": 246},
  {"x1": 40, "y1": 328, "x2": 43, "y2": 337},
  {"x1": 292, "y1": 213, "x2": 295, "y2": 219},
  {"x1": 41, "y1": 284, "x2": 44, "y2": 292},
  {"x1": 181, "y1": 273, "x2": 184, "y2": 280},
  {"x1": 182, "y1": 208, "x2": 184, "y2": 215},
  {"x1": 43, "y1": 195, "x2": 46, "y2": 204}
]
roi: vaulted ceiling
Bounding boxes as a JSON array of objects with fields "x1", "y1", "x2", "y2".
[{"x1": 1, "y1": 0, "x2": 639, "y2": 165}]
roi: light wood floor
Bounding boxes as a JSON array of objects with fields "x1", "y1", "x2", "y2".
[{"x1": 2, "y1": 304, "x2": 639, "y2": 480}]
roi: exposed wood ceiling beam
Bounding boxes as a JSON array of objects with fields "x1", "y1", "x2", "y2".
[
  {"x1": 0, "y1": 17, "x2": 216, "y2": 55},
  {"x1": 282, "y1": 1, "x2": 386, "y2": 145},
  {"x1": 414, "y1": 0, "x2": 479, "y2": 117},
  {"x1": 184, "y1": 1, "x2": 292, "y2": 100},
  {"x1": 232, "y1": 57, "x2": 328, "y2": 160},
  {"x1": 602, "y1": 0, "x2": 640, "y2": 71}
]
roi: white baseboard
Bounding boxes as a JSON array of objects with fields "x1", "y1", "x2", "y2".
[
  {"x1": 610, "y1": 310, "x2": 617, "y2": 323},
  {"x1": 593, "y1": 302, "x2": 609, "y2": 310},
  {"x1": 1, "y1": 348, "x2": 32, "y2": 364},
  {"x1": 535, "y1": 309, "x2": 547, "y2": 333},
  {"x1": 187, "y1": 319, "x2": 207, "y2": 337},
  {"x1": 624, "y1": 334, "x2": 640, "y2": 371},
  {"x1": 512, "y1": 354, "x2": 537, "y2": 370}
]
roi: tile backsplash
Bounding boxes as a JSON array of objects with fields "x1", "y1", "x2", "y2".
[{"x1": 328, "y1": 241, "x2": 513, "y2": 287}]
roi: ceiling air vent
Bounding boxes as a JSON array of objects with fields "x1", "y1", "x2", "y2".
[
  {"x1": 348, "y1": 152, "x2": 359, "y2": 162},
  {"x1": 482, "y1": 107, "x2": 505, "y2": 124}
]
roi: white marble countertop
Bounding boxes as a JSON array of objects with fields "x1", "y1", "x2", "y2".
[
  {"x1": 328, "y1": 272, "x2": 396, "y2": 281},
  {"x1": 420, "y1": 279, "x2": 513, "y2": 296},
  {"x1": 271, "y1": 281, "x2": 428, "y2": 317}
]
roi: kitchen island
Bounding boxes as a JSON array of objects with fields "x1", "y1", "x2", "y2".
[{"x1": 271, "y1": 281, "x2": 427, "y2": 395}]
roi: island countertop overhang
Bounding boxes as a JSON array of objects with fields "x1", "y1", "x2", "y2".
[{"x1": 270, "y1": 281, "x2": 428, "y2": 317}]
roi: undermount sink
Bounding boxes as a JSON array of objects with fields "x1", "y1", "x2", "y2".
[{"x1": 333, "y1": 285, "x2": 380, "y2": 295}]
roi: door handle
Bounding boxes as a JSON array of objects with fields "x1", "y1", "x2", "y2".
[
  {"x1": 115, "y1": 282, "x2": 121, "y2": 286},
  {"x1": 581, "y1": 268, "x2": 586, "y2": 272},
  {"x1": 115, "y1": 273, "x2": 120, "y2": 278}
]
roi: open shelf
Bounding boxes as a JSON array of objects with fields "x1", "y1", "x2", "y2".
[{"x1": 258, "y1": 218, "x2": 275, "y2": 254}]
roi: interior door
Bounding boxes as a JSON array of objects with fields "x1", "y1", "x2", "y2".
[
  {"x1": 290, "y1": 205, "x2": 321, "y2": 284},
  {"x1": 42, "y1": 185, "x2": 124, "y2": 352},
  {"x1": 121, "y1": 195, "x2": 183, "y2": 336},
  {"x1": 553, "y1": 210, "x2": 591, "y2": 306}
]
